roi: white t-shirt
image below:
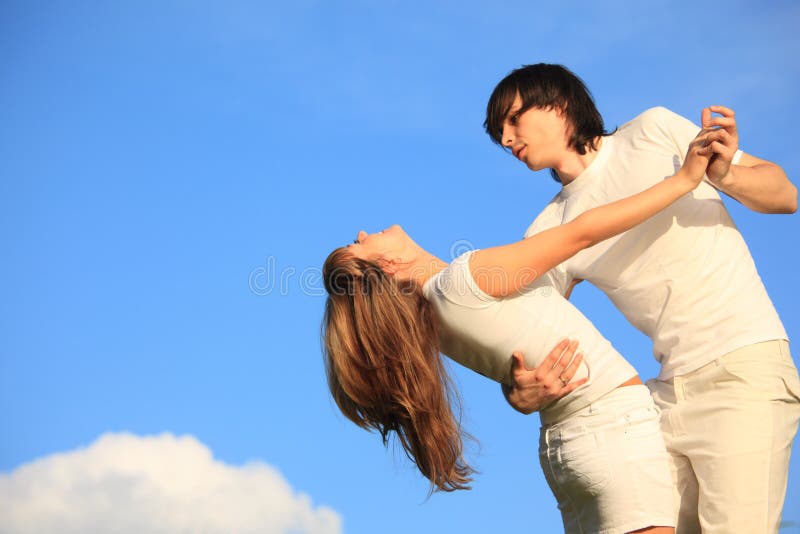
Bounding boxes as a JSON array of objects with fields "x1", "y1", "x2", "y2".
[
  {"x1": 524, "y1": 107, "x2": 787, "y2": 380},
  {"x1": 422, "y1": 250, "x2": 637, "y2": 423}
]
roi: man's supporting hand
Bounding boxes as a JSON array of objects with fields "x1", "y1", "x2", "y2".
[{"x1": 501, "y1": 339, "x2": 589, "y2": 415}]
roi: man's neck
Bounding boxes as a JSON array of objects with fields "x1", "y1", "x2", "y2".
[{"x1": 554, "y1": 137, "x2": 603, "y2": 186}]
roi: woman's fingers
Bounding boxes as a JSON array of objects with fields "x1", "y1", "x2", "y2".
[
  {"x1": 692, "y1": 129, "x2": 734, "y2": 155},
  {"x1": 709, "y1": 140, "x2": 731, "y2": 156},
  {"x1": 712, "y1": 128, "x2": 735, "y2": 148},
  {"x1": 691, "y1": 129, "x2": 716, "y2": 147},
  {"x1": 700, "y1": 129, "x2": 735, "y2": 158}
]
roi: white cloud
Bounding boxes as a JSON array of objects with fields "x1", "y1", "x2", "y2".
[{"x1": 0, "y1": 432, "x2": 341, "y2": 534}]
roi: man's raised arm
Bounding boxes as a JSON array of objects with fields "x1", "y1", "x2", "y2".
[{"x1": 703, "y1": 105, "x2": 797, "y2": 214}]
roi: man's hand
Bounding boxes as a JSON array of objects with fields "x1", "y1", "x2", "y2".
[
  {"x1": 501, "y1": 339, "x2": 589, "y2": 415},
  {"x1": 701, "y1": 105, "x2": 739, "y2": 185},
  {"x1": 698, "y1": 105, "x2": 796, "y2": 213}
]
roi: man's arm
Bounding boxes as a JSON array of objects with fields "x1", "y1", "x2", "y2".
[
  {"x1": 501, "y1": 339, "x2": 588, "y2": 415},
  {"x1": 471, "y1": 130, "x2": 713, "y2": 298},
  {"x1": 564, "y1": 278, "x2": 583, "y2": 300},
  {"x1": 703, "y1": 105, "x2": 797, "y2": 214}
]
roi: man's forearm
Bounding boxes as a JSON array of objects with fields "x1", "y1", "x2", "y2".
[{"x1": 715, "y1": 162, "x2": 797, "y2": 214}]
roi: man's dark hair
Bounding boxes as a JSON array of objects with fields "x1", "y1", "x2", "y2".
[{"x1": 484, "y1": 64, "x2": 613, "y2": 182}]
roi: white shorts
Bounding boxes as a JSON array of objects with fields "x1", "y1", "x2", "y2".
[{"x1": 539, "y1": 385, "x2": 675, "y2": 534}]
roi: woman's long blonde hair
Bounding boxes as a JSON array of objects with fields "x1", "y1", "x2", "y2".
[{"x1": 322, "y1": 246, "x2": 473, "y2": 492}]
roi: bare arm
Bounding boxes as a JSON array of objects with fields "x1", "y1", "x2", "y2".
[
  {"x1": 470, "y1": 131, "x2": 712, "y2": 298},
  {"x1": 564, "y1": 278, "x2": 583, "y2": 300},
  {"x1": 702, "y1": 106, "x2": 797, "y2": 214},
  {"x1": 711, "y1": 153, "x2": 796, "y2": 214}
]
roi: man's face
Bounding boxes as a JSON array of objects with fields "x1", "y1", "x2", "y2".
[{"x1": 501, "y1": 95, "x2": 571, "y2": 171}]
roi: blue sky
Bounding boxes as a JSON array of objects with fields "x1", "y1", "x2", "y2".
[{"x1": 1, "y1": 1, "x2": 799, "y2": 532}]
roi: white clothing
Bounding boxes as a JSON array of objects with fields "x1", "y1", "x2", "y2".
[
  {"x1": 524, "y1": 107, "x2": 787, "y2": 380},
  {"x1": 647, "y1": 340, "x2": 800, "y2": 534},
  {"x1": 421, "y1": 250, "x2": 636, "y2": 423},
  {"x1": 540, "y1": 385, "x2": 675, "y2": 533},
  {"x1": 422, "y1": 250, "x2": 673, "y2": 532}
]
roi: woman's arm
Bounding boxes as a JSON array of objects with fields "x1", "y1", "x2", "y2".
[{"x1": 470, "y1": 131, "x2": 713, "y2": 298}]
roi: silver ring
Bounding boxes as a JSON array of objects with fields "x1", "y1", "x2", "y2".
[{"x1": 559, "y1": 376, "x2": 568, "y2": 386}]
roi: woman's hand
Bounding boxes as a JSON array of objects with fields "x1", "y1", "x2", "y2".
[
  {"x1": 501, "y1": 339, "x2": 588, "y2": 415},
  {"x1": 678, "y1": 128, "x2": 716, "y2": 187}
]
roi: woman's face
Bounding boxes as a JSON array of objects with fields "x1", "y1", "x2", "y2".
[{"x1": 348, "y1": 224, "x2": 408, "y2": 264}]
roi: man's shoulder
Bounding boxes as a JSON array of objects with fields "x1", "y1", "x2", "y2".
[
  {"x1": 633, "y1": 106, "x2": 682, "y2": 123},
  {"x1": 613, "y1": 106, "x2": 698, "y2": 156},
  {"x1": 523, "y1": 195, "x2": 563, "y2": 238},
  {"x1": 619, "y1": 106, "x2": 685, "y2": 136}
]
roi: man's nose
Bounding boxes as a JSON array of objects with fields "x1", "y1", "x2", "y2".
[{"x1": 502, "y1": 126, "x2": 514, "y2": 147}]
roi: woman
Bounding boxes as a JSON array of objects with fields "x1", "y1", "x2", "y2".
[{"x1": 322, "y1": 129, "x2": 715, "y2": 533}]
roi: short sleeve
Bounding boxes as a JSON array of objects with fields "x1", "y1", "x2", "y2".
[
  {"x1": 643, "y1": 106, "x2": 700, "y2": 157},
  {"x1": 426, "y1": 250, "x2": 499, "y2": 309},
  {"x1": 644, "y1": 107, "x2": 746, "y2": 191},
  {"x1": 522, "y1": 203, "x2": 572, "y2": 296}
]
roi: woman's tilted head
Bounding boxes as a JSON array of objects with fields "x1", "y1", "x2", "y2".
[
  {"x1": 345, "y1": 224, "x2": 413, "y2": 275},
  {"x1": 322, "y1": 244, "x2": 474, "y2": 493}
]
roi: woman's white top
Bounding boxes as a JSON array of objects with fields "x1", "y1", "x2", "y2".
[{"x1": 422, "y1": 250, "x2": 637, "y2": 423}]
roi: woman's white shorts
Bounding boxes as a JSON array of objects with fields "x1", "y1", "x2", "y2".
[{"x1": 539, "y1": 385, "x2": 675, "y2": 534}]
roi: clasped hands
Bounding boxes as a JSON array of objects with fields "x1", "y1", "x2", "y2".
[{"x1": 701, "y1": 105, "x2": 739, "y2": 185}]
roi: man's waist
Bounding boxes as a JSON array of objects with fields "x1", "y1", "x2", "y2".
[{"x1": 654, "y1": 331, "x2": 789, "y2": 381}]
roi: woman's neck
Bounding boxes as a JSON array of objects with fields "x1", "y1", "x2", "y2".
[{"x1": 392, "y1": 248, "x2": 449, "y2": 287}]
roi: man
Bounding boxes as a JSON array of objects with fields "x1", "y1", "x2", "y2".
[{"x1": 485, "y1": 64, "x2": 799, "y2": 533}]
